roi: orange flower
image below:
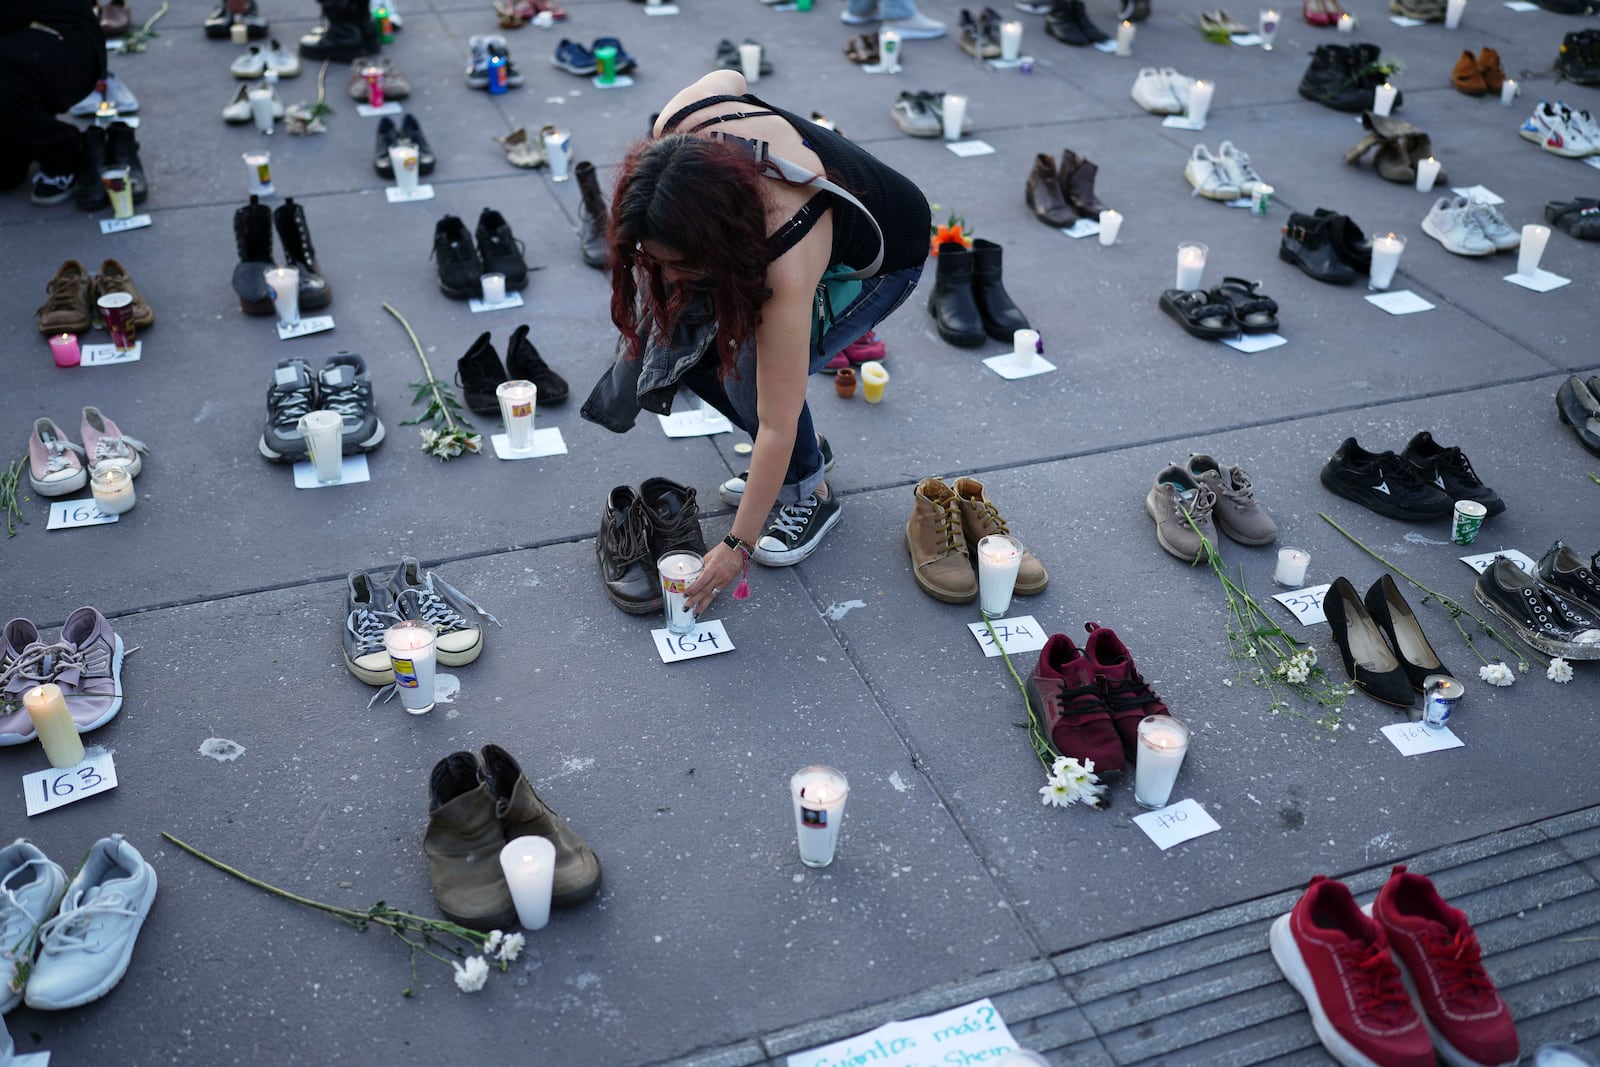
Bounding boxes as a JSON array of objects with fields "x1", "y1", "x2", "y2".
[{"x1": 929, "y1": 222, "x2": 974, "y2": 257}]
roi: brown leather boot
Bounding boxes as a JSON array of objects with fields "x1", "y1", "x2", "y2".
[
  {"x1": 1476, "y1": 47, "x2": 1505, "y2": 92},
  {"x1": 1057, "y1": 149, "x2": 1109, "y2": 218},
  {"x1": 906, "y1": 477, "x2": 978, "y2": 603},
  {"x1": 951, "y1": 477, "x2": 1049, "y2": 595},
  {"x1": 1451, "y1": 50, "x2": 1487, "y2": 95},
  {"x1": 424, "y1": 752, "x2": 518, "y2": 931},
  {"x1": 1024, "y1": 153, "x2": 1075, "y2": 227},
  {"x1": 482, "y1": 744, "x2": 602, "y2": 906}
]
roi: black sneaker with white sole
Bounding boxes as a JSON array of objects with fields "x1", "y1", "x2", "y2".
[
  {"x1": 1400, "y1": 431, "x2": 1505, "y2": 516},
  {"x1": 259, "y1": 357, "x2": 318, "y2": 463},
  {"x1": 30, "y1": 172, "x2": 76, "y2": 206},
  {"x1": 753, "y1": 491, "x2": 842, "y2": 567},
  {"x1": 1319, "y1": 437, "x2": 1453, "y2": 522},
  {"x1": 1473, "y1": 556, "x2": 1600, "y2": 660},
  {"x1": 318, "y1": 352, "x2": 385, "y2": 454},
  {"x1": 719, "y1": 434, "x2": 834, "y2": 507}
]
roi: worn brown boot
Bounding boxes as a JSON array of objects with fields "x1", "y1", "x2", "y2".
[
  {"x1": 482, "y1": 744, "x2": 602, "y2": 906},
  {"x1": 424, "y1": 752, "x2": 518, "y2": 931},
  {"x1": 574, "y1": 160, "x2": 610, "y2": 270},
  {"x1": 36, "y1": 260, "x2": 93, "y2": 335},
  {"x1": 906, "y1": 477, "x2": 978, "y2": 603},
  {"x1": 94, "y1": 259, "x2": 154, "y2": 328},
  {"x1": 951, "y1": 476, "x2": 1050, "y2": 595},
  {"x1": 1024, "y1": 153, "x2": 1076, "y2": 228},
  {"x1": 1451, "y1": 50, "x2": 1487, "y2": 95},
  {"x1": 1476, "y1": 47, "x2": 1505, "y2": 92},
  {"x1": 1057, "y1": 149, "x2": 1109, "y2": 218}
]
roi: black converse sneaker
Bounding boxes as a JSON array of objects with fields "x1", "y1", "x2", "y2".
[
  {"x1": 1473, "y1": 556, "x2": 1600, "y2": 660},
  {"x1": 1318, "y1": 437, "x2": 1453, "y2": 522},
  {"x1": 1400, "y1": 431, "x2": 1505, "y2": 516},
  {"x1": 719, "y1": 434, "x2": 834, "y2": 506},
  {"x1": 753, "y1": 491, "x2": 842, "y2": 567}
]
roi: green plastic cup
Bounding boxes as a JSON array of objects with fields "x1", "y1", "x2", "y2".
[{"x1": 594, "y1": 44, "x2": 618, "y2": 84}]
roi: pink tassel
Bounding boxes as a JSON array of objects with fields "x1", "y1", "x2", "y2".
[{"x1": 732, "y1": 550, "x2": 750, "y2": 600}]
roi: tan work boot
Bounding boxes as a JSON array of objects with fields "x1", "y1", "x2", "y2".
[
  {"x1": 482, "y1": 744, "x2": 602, "y2": 906},
  {"x1": 951, "y1": 476, "x2": 1050, "y2": 595},
  {"x1": 906, "y1": 477, "x2": 978, "y2": 603},
  {"x1": 424, "y1": 751, "x2": 518, "y2": 931}
]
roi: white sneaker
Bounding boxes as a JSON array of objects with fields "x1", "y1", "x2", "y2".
[
  {"x1": 231, "y1": 44, "x2": 267, "y2": 78},
  {"x1": 882, "y1": 10, "x2": 946, "y2": 38},
  {"x1": 1556, "y1": 100, "x2": 1600, "y2": 155},
  {"x1": 23, "y1": 835, "x2": 157, "y2": 1012},
  {"x1": 265, "y1": 37, "x2": 300, "y2": 77},
  {"x1": 0, "y1": 840, "x2": 67, "y2": 1015},
  {"x1": 1163, "y1": 67, "x2": 1196, "y2": 111},
  {"x1": 1132, "y1": 66, "x2": 1183, "y2": 114},
  {"x1": 1422, "y1": 197, "x2": 1496, "y2": 256},
  {"x1": 1185, "y1": 144, "x2": 1240, "y2": 200},
  {"x1": 1216, "y1": 140, "x2": 1266, "y2": 195},
  {"x1": 221, "y1": 83, "x2": 284, "y2": 122},
  {"x1": 1526, "y1": 101, "x2": 1594, "y2": 158},
  {"x1": 1467, "y1": 200, "x2": 1520, "y2": 251}
]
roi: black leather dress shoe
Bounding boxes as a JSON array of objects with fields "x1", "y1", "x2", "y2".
[
  {"x1": 1325, "y1": 576, "x2": 1416, "y2": 708},
  {"x1": 1280, "y1": 212, "x2": 1359, "y2": 285},
  {"x1": 598, "y1": 486, "x2": 661, "y2": 614}
]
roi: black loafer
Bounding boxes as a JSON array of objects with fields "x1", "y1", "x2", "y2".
[
  {"x1": 1362, "y1": 574, "x2": 1450, "y2": 692},
  {"x1": 1324, "y1": 576, "x2": 1416, "y2": 709},
  {"x1": 1159, "y1": 289, "x2": 1239, "y2": 340},
  {"x1": 374, "y1": 116, "x2": 400, "y2": 178}
]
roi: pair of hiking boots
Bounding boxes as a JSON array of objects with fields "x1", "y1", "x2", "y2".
[
  {"x1": 456, "y1": 327, "x2": 569, "y2": 417},
  {"x1": 906, "y1": 476, "x2": 1049, "y2": 604},
  {"x1": 1024, "y1": 148, "x2": 1109, "y2": 228},
  {"x1": 426, "y1": 746, "x2": 601, "y2": 930},
  {"x1": 233, "y1": 194, "x2": 330, "y2": 315},
  {"x1": 1299, "y1": 42, "x2": 1401, "y2": 112},
  {"x1": 597, "y1": 478, "x2": 708, "y2": 614},
  {"x1": 1451, "y1": 47, "x2": 1506, "y2": 95}
]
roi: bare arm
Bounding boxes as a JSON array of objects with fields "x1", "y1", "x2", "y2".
[{"x1": 653, "y1": 69, "x2": 749, "y2": 139}]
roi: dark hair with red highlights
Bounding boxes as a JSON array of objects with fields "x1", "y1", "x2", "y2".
[{"x1": 608, "y1": 135, "x2": 776, "y2": 375}]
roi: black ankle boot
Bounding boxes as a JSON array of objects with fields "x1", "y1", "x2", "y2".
[
  {"x1": 1299, "y1": 44, "x2": 1374, "y2": 112},
  {"x1": 273, "y1": 197, "x2": 332, "y2": 309},
  {"x1": 574, "y1": 161, "x2": 610, "y2": 271},
  {"x1": 233, "y1": 195, "x2": 276, "y2": 315},
  {"x1": 505, "y1": 324, "x2": 569, "y2": 406},
  {"x1": 928, "y1": 243, "x2": 987, "y2": 348},
  {"x1": 1070, "y1": 0, "x2": 1110, "y2": 43},
  {"x1": 475, "y1": 208, "x2": 529, "y2": 290},
  {"x1": 1044, "y1": 0, "x2": 1091, "y2": 44},
  {"x1": 1279, "y1": 212, "x2": 1359, "y2": 285},
  {"x1": 1118, "y1": 0, "x2": 1150, "y2": 20},
  {"x1": 300, "y1": 0, "x2": 369, "y2": 62},
  {"x1": 969, "y1": 240, "x2": 1030, "y2": 342},
  {"x1": 640, "y1": 476, "x2": 707, "y2": 560},
  {"x1": 456, "y1": 331, "x2": 508, "y2": 417},
  {"x1": 73, "y1": 126, "x2": 109, "y2": 212},
  {"x1": 106, "y1": 121, "x2": 147, "y2": 203}
]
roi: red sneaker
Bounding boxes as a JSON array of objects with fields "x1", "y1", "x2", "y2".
[
  {"x1": 842, "y1": 330, "x2": 886, "y2": 364},
  {"x1": 1270, "y1": 875, "x2": 1434, "y2": 1067},
  {"x1": 1369, "y1": 865, "x2": 1520, "y2": 1067},
  {"x1": 1082, "y1": 622, "x2": 1171, "y2": 761},
  {"x1": 1025, "y1": 633, "x2": 1124, "y2": 779}
]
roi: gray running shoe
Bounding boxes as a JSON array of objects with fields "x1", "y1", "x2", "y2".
[
  {"x1": 890, "y1": 92, "x2": 941, "y2": 137},
  {"x1": 387, "y1": 558, "x2": 500, "y2": 667},
  {"x1": 318, "y1": 352, "x2": 385, "y2": 454},
  {"x1": 343, "y1": 572, "x2": 402, "y2": 685},
  {"x1": 24, "y1": 834, "x2": 157, "y2": 1011},
  {"x1": 258, "y1": 357, "x2": 317, "y2": 463},
  {"x1": 1186, "y1": 454, "x2": 1278, "y2": 545},
  {"x1": 55, "y1": 606, "x2": 125, "y2": 733},
  {"x1": 1145, "y1": 464, "x2": 1219, "y2": 562},
  {"x1": 1466, "y1": 200, "x2": 1520, "y2": 251},
  {"x1": 1, "y1": 839, "x2": 68, "y2": 1014}
]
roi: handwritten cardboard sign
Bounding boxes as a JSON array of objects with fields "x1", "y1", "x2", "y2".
[{"x1": 787, "y1": 998, "x2": 1020, "y2": 1067}]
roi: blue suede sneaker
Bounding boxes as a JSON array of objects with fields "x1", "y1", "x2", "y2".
[
  {"x1": 552, "y1": 37, "x2": 597, "y2": 75},
  {"x1": 25, "y1": 835, "x2": 157, "y2": 1011},
  {"x1": 1, "y1": 840, "x2": 68, "y2": 1014}
]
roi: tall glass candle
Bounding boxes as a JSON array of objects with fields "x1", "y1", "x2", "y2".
[
  {"x1": 1258, "y1": 9, "x2": 1278, "y2": 49},
  {"x1": 1134, "y1": 715, "x2": 1190, "y2": 810},
  {"x1": 543, "y1": 127, "x2": 572, "y2": 181},
  {"x1": 1445, "y1": 0, "x2": 1465, "y2": 28},
  {"x1": 385, "y1": 620, "x2": 437, "y2": 714},
  {"x1": 1186, "y1": 80, "x2": 1214, "y2": 125},
  {"x1": 738, "y1": 42, "x2": 762, "y2": 84},
  {"x1": 791, "y1": 765, "x2": 849, "y2": 868},
  {"x1": 248, "y1": 85, "x2": 275, "y2": 134},
  {"x1": 91, "y1": 467, "x2": 136, "y2": 514},
  {"x1": 976, "y1": 534, "x2": 1024, "y2": 618},
  {"x1": 23, "y1": 684, "x2": 85, "y2": 769},
  {"x1": 496, "y1": 379, "x2": 536, "y2": 452},
  {"x1": 1414, "y1": 156, "x2": 1441, "y2": 193},
  {"x1": 480, "y1": 272, "x2": 507, "y2": 305},
  {"x1": 1000, "y1": 20, "x2": 1023, "y2": 60},
  {"x1": 389, "y1": 144, "x2": 420, "y2": 195},
  {"x1": 298, "y1": 410, "x2": 344, "y2": 484},
  {"x1": 499, "y1": 836, "x2": 556, "y2": 930},
  {"x1": 1517, "y1": 224, "x2": 1550, "y2": 277},
  {"x1": 1098, "y1": 209, "x2": 1122, "y2": 246},
  {"x1": 1368, "y1": 233, "x2": 1405, "y2": 290},
  {"x1": 243, "y1": 150, "x2": 273, "y2": 196},
  {"x1": 265, "y1": 266, "x2": 300, "y2": 325},
  {"x1": 1499, "y1": 78, "x2": 1517, "y2": 106},
  {"x1": 1336, "y1": 11, "x2": 1354, "y2": 31},
  {"x1": 1176, "y1": 242, "x2": 1207, "y2": 290},
  {"x1": 1115, "y1": 19, "x2": 1134, "y2": 55},
  {"x1": 859, "y1": 360, "x2": 889, "y2": 403},
  {"x1": 658, "y1": 551, "x2": 704, "y2": 635},
  {"x1": 941, "y1": 93, "x2": 968, "y2": 142},
  {"x1": 878, "y1": 28, "x2": 901, "y2": 71},
  {"x1": 1011, "y1": 328, "x2": 1039, "y2": 368},
  {"x1": 1373, "y1": 82, "x2": 1397, "y2": 117}
]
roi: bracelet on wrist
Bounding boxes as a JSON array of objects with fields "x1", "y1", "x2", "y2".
[{"x1": 723, "y1": 533, "x2": 753, "y2": 558}]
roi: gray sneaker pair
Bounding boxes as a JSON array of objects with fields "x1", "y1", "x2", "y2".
[
  {"x1": 1, "y1": 835, "x2": 157, "y2": 1012},
  {"x1": 342, "y1": 557, "x2": 500, "y2": 685},
  {"x1": 0, "y1": 607, "x2": 125, "y2": 746},
  {"x1": 1146, "y1": 455, "x2": 1278, "y2": 562}
]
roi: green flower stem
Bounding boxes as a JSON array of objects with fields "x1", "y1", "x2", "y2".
[
  {"x1": 383, "y1": 303, "x2": 461, "y2": 433},
  {"x1": 1589, "y1": 472, "x2": 1600, "y2": 487},
  {"x1": 981, "y1": 615, "x2": 1052, "y2": 768},
  {"x1": 120, "y1": 0, "x2": 167, "y2": 50},
  {"x1": 1317, "y1": 512, "x2": 1544, "y2": 671},
  {"x1": 1, "y1": 457, "x2": 25, "y2": 538}
]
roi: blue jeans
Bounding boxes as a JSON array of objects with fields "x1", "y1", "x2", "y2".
[
  {"x1": 683, "y1": 264, "x2": 921, "y2": 503},
  {"x1": 845, "y1": 0, "x2": 917, "y2": 18}
]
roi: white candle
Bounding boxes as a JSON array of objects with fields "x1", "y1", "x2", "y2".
[
  {"x1": 230, "y1": 20, "x2": 248, "y2": 43},
  {"x1": 243, "y1": 150, "x2": 273, "y2": 196},
  {"x1": 91, "y1": 467, "x2": 136, "y2": 515},
  {"x1": 1000, "y1": 20, "x2": 1023, "y2": 60},
  {"x1": 495, "y1": 379, "x2": 536, "y2": 452},
  {"x1": 1115, "y1": 19, "x2": 1134, "y2": 55},
  {"x1": 1011, "y1": 329, "x2": 1039, "y2": 368},
  {"x1": 1517, "y1": 224, "x2": 1550, "y2": 278},
  {"x1": 657, "y1": 551, "x2": 704, "y2": 635},
  {"x1": 941, "y1": 94, "x2": 968, "y2": 142},
  {"x1": 1175, "y1": 242, "x2": 1207, "y2": 291},
  {"x1": 739, "y1": 42, "x2": 762, "y2": 84},
  {"x1": 1133, "y1": 716, "x2": 1189, "y2": 810},
  {"x1": 1336, "y1": 11, "x2": 1354, "y2": 31},
  {"x1": 1445, "y1": 0, "x2": 1465, "y2": 27},
  {"x1": 1499, "y1": 78, "x2": 1517, "y2": 106},
  {"x1": 1273, "y1": 547, "x2": 1310, "y2": 587},
  {"x1": 1098, "y1": 209, "x2": 1123, "y2": 246},
  {"x1": 1368, "y1": 232, "x2": 1405, "y2": 290},
  {"x1": 1258, "y1": 9, "x2": 1278, "y2": 49},
  {"x1": 389, "y1": 144, "x2": 420, "y2": 195},
  {"x1": 878, "y1": 29, "x2": 901, "y2": 71},
  {"x1": 1186, "y1": 79, "x2": 1214, "y2": 125},
  {"x1": 480, "y1": 272, "x2": 506, "y2": 305},
  {"x1": 23, "y1": 683, "x2": 86, "y2": 769},
  {"x1": 790, "y1": 765, "x2": 849, "y2": 868},
  {"x1": 265, "y1": 266, "x2": 299, "y2": 326},
  {"x1": 542, "y1": 127, "x2": 572, "y2": 181},
  {"x1": 248, "y1": 85, "x2": 275, "y2": 134},
  {"x1": 297, "y1": 409, "x2": 344, "y2": 484},
  {"x1": 1414, "y1": 156, "x2": 1441, "y2": 193},
  {"x1": 976, "y1": 534, "x2": 1024, "y2": 618},
  {"x1": 385, "y1": 620, "x2": 437, "y2": 714},
  {"x1": 499, "y1": 836, "x2": 556, "y2": 930},
  {"x1": 1373, "y1": 82, "x2": 1397, "y2": 118}
]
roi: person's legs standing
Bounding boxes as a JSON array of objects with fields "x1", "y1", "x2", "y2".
[{"x1": 0, "y1": 23, "x2": 103, "y2": 199}]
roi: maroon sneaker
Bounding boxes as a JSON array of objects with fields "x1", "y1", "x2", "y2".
[
  {"x1": 1368, "y1": 865, "x2": 1520, "y2": 1067},
  {"x1": 55, "y1": 606, "x2": 126, "y2": 733},
  {"x1": 1270, "y1": 875, "x2": 1434, "y2": 1067},
  {"x1": 1082, "y1": 622, "x2": 1171, "y2": 761},
  {"x1": 1024, "y1": 633, "x2": 1124, "y2": 778}
]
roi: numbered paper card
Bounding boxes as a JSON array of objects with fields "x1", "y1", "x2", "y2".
[
  {"x1": 99, "y1": 215, "x2": 152, "y2": 235},
  {"x1": 946, "y1": 140, "x2": 996, "y2": 157},
  {"x1": 1366, "y1": 290, "x2": 1435, "y2": 316},
  {"x1": 1382, "y1": 721, "x2": 1465, "y2": 756},
  {"x1": 47, "y1": 499, "x2": 118, "y2": 530},
  {"x1": 653, "y1": 620, "x2": 734, "y2": 663},
  {"x1": 25, "y1": 751, "x2": 118, "y2": 816},
  {"x1": 355, "y1": 101, "x2": 403, "y2": 117},
  {"x1": 81, "y1": 342, "x2": 141, "y2": 366},
  {"x1": 657, "y1": 407, "x2": 732, "y2": 438},
  {"x1": 788, "y1": 998, "x2": 1018, "y2": 1067},
  {"x1": 1133, "y1": 798, "x2": 1221, "y2": 850},
  {"x1": 1221, "y1": 332, "x2": 1287, "y2": 354},
  {"x1": 967, "y1": 615, "x2": 1048, "y2": 658},
  {"x1": 1272, "y1": 584, "x2": 1330, "y2": 626},
  {"x1": 277, "y1": 315, "x2": 335, "y2": 341},
  {"x1": 1060, "y1": 218, "x2": 1101, "y2": 239},
  {"x1": 1459, "y1": 549, "x2": 1535, "y2": 575},
  {"x1": 384, "y1": 184, "x2": 435, "y2": 203}
]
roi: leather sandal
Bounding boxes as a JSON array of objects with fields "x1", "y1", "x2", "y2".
[
  {"x1": 1208, "y1": 278, "x2": 1279, "y2": 334},
  {"x1": 1158, "y1": 289, "x2": 1240, "y2": 340},
  {"x1": 843, "y1": 32, "x2": 880, "y2": 64}
]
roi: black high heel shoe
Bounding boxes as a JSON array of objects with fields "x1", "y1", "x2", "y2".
[
  {"x1": 1363, "y1": 574, "x2": 1451, "y2": 692},
  {"x1": 1324, "y1": 577, "x2": 1416, "y2": 708}
]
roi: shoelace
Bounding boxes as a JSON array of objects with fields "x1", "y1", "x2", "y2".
[
  {"x1": 1343, "y1": 939, "x2": 1417, "y2": 1024},
  {"x1": 931, "y1": 499, "x2": 966, "y2": 556},
  {"x1": 607, "y1": 506, "x2": 654, "y2": 567},
  {"x1": 0, "y1": 643, "x2": 58, "y2": 699},
  {"x1": 37, "y1": 436, "x2": 86, "y2": 477},
  {"x1": 1228, "y1": 150, "x2": 1263, "y2": 188},
  {"x1": 411, "y1": 573, "x2": 502, "y2": 632},
  {"x1": 1, "y1": 859, "x2": 54, "y2": 962},
  {"x1": 969, "y1": 499, "x2": 1013, "y2": 538},
  {"x1": 1102, "y1": 668, "x2": 1160, "y2": 714},
  {"x1": 1168, "y1": 484, "x2": 1217, "y2": 522},
  {"x1": 1375, "y1": 452, "x2": 1432, "y2": 489},
  {"x1": 318, "y1": 376, "x2": 370, "y2": 421},
  {"x1": 1432, "y1": 446, "x2": 1484, "y2": 487},
  {"x1": 37, "y1": 889, "x2": 137, "y2": 955},
  {"x1": 768, "y1": 495, "x2": 822, "y2": 543},
  {"x1": 269, "y1": 381, "x2": 316, "y2": 429},
  {"x1": 42, "y1": 277, "x2": 86, "y2": 315},
  {"x1": 1222, "y1": 467, "x2": 1259, "y2": 506},
  {"x1": 347, "y1": 603, "x2": 403, "y2": 655},
  {"x1": 1418, "y1": 926, "x2": 1498, "y2": 1006},
  {"x1": 92, "y1": 433, "x2": 148, "y2": 467}
]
